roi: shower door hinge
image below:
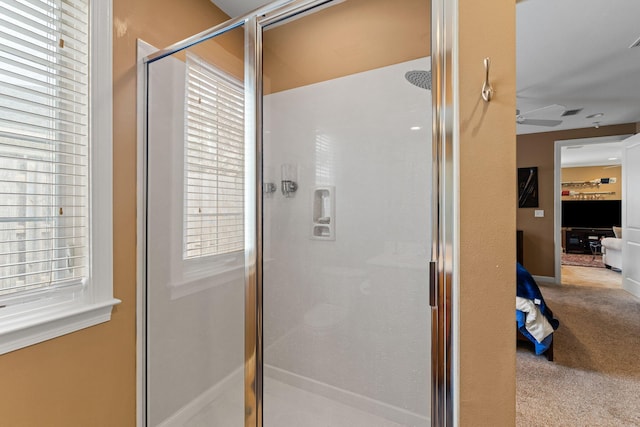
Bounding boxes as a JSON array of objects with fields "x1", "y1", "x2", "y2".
[{"x1": 429, "y1": 261, "x2": 437, "y2": 308}]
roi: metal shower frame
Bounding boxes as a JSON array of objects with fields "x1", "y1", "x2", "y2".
[{"x1": 141, "y1": 0, "x2": 456, "y2": 425}]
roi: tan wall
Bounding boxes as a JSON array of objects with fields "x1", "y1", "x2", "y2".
[
  {"x1": 264, "y1": 0, "x2": 430, "y2": 93},
  {"x1": 6, "y1": 1, "x2": 618, "y2": 425},
  {"x1": 458, "y1": 0, "x2": 516, "y2": 425},
  {"x1": 0, "y1": 1, "x2": 234, "y2": 426},
  {"x1": 516, "y1": 123, "x2": 635, "y2": 276},
  {"x1": 562, "y1": 165, "x2": 622, "y2": 201}
]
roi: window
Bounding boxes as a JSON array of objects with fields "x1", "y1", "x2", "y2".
[
  {"x1": 0, "y1": 0, "x2": 117, "y2": 354},
  {"x1": 184, "y1": 53, "x2": 244, "y2": 260}
]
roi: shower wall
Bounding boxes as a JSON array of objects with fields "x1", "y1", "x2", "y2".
[
  {"x1": 145, "y1": 45, "x2": 431, "y2": 425},
  {"x1": 263, "y1": 57, "x2": 432, "y2": 421}
]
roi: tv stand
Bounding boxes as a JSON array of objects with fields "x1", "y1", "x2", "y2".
[{"x1": 564, "y1": 227, "x2": 615, "y2": 254}]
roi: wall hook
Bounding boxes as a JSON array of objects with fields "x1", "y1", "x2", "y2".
[{"x1": 481, "y1": 57, "x2": 494, "y2": 102}]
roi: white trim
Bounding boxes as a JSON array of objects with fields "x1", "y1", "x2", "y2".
[
  {"x1": 137, "y1": 38, "x2": 158, "y2": 427},
  {"x1": 0, "y1": 0, "x2": 119, "y2": 355},
  {"x1": 0, "y1": 299, "x2": 119, "y2": 354},
  {"x1": 553, "y1": 135, "x2": 632, "y2": 286},
  {"x1": 532, "y1": 275, "x2": 556, "y2": 284},
  {"x1": 90, "y1": 0, "x2": 115, "y2": 302},
  {"x1": 554, "y1": 140, "x2": 563, "y2": 284},
  {"x1": 622, "y1": 134, "x2": 640, "y2": 298},
  {"x1": 168, "y1": 264, "x2": 243, "y2": 300},
  {"x1": 624, "y1": 277, "x2": 640, "y2": 298}
]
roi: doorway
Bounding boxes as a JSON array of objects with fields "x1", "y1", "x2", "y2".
[{"x1": 554, "y1": 135, "x2": 630, "y2": 285}]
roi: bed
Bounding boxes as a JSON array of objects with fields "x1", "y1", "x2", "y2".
[{"x1": 516, "y1": 262, "x2": 559, "y2": 361}]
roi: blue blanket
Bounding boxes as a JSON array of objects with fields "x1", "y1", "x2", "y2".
[{"x1": 516, "y1": 262, "x2": 559, "y2": 354}]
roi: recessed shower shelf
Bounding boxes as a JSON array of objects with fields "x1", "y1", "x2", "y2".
[{"x1": 311, "y1": 186, "x2": 335, "y2": 240}]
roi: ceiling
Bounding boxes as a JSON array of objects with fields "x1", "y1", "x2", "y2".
[
  {"x1": 516, "y1": 0, "x2": 640, "y2": 135},
  {"x1": 212, "y1": 0, "x2": 266, "y2": 18},
  {"x1": 211, "y1": 0, "x2": 640, "y2": 162},
  {"x1": 561, "y1": 140, "x2": 625, "y2": 168}
]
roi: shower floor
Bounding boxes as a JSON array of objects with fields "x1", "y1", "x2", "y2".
[{"x1": 183, "y1": 376, "x2": 403, "y2": 427}]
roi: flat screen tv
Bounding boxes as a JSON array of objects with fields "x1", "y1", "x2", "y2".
[{"x1": 561, "y1": 200, "x2": 622, "y2": 229}]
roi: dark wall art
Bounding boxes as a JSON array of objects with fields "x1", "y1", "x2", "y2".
[{"x1": 518, "y1": 166, "x2": 539, "y2": 208}]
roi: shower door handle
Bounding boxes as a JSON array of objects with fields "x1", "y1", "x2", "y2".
[{"x1": 429, "y1": 261, "x2": 437, "y2": 307}]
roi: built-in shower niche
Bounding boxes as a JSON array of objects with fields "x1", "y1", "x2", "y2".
[{"x1": 311, "y1": 186, "x2": 335, "y2": 240}]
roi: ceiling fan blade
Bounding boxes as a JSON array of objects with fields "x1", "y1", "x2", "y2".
[
  {"x1": 518, "y1": 104, "x2": 566, "y2": 117},
  {"x1": 518, "y1": 118, "x2": 563, "y2": 127}
]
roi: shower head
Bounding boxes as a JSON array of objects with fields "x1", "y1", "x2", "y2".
[{"x1": 405, "y1": 70, "x2": 432, "y2": 90}]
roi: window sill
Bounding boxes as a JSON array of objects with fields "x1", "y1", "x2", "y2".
[
  {"x1": 0, "y1": 297, "x2": 121, "y2": 355},
  {"x1": 169, "y1": 264, "x2": 243, "y2": 300}
]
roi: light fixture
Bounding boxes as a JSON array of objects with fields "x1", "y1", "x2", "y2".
[
  {"x1": 586, "y1": 113, "x2": 604, "y2": 119},
  {"x1": 593, "y1": 121, "x2": 600, "y2": 129},
  {"x1": 410, "y1": 126, "x2": 421, "y2": 131},
  {"x1": 281, "y1": 164, "x2": 298, "y2": 197},
  {"x1": 608, "y1": 157, "x2": 618, "y2": 161}
]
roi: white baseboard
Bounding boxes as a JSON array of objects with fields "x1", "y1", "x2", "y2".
[
  {"x1": 623, "y1": 277, "x2": 640, "y2": 299},
  {"x1": 157, "y1": 366, "x2": 243, "y2": 427},
  {"x1": 265, "y1": 364, "x2": 429, "y2": 426},
  {"x1": 533, "y1": 275, "x2": 557, "y2": 284}
]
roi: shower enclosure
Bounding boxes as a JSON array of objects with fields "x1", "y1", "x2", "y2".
[{"x1": 141, "y1": 0, "x2": 453, "y2": 425}]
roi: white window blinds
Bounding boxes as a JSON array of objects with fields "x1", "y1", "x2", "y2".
[
  {"x1": 184, "y1": 53, "x2": 244, "y2": 259},
  {"x1": 0, "y1": 0, "x2": 89, "y2": 296}
]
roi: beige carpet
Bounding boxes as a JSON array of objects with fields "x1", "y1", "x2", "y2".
[
  {"x1": 562, "y1": 265, "x2": 622, "y2": 289},
  {"x1": 517, "y1": 281, "x2": 640, "y2": 426}
]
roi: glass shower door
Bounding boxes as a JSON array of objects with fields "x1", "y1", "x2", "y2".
[
  {"x1": 145, "y1": 27, "x2": 248, "y2": 426},
  {"x1": 143, "y1": 1, "x2": 439, "y2": 424},
  {"x1": 261, "y1": 1, "x2": 432, "y2": 425}
]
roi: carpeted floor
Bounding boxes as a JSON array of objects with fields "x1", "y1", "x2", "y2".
[
  {"x1": 517, "y1": 282, "x2": 640, "y2": 426},
  {"x1": 561, "y1": 253, "x2": 605, "y2": 268},
  {"x1": 562, "y1": 265, "x2": 621, "y2": 289}
]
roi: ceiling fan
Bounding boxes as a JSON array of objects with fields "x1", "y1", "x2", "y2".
[{"x1": 516, "y1": 104, "x2": 564, "y2": 127}]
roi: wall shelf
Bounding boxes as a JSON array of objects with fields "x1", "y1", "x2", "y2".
[
  {"x1": 561, "y1": 180, "x2": 600, "y2": 188},
  {"x1": 563, "y1": 190, "x2": 615, "y2": 200}
]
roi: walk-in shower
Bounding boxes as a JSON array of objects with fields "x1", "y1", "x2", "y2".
[{"x1": 141, "y1": 0, "x2": 445, "y2": 425}]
